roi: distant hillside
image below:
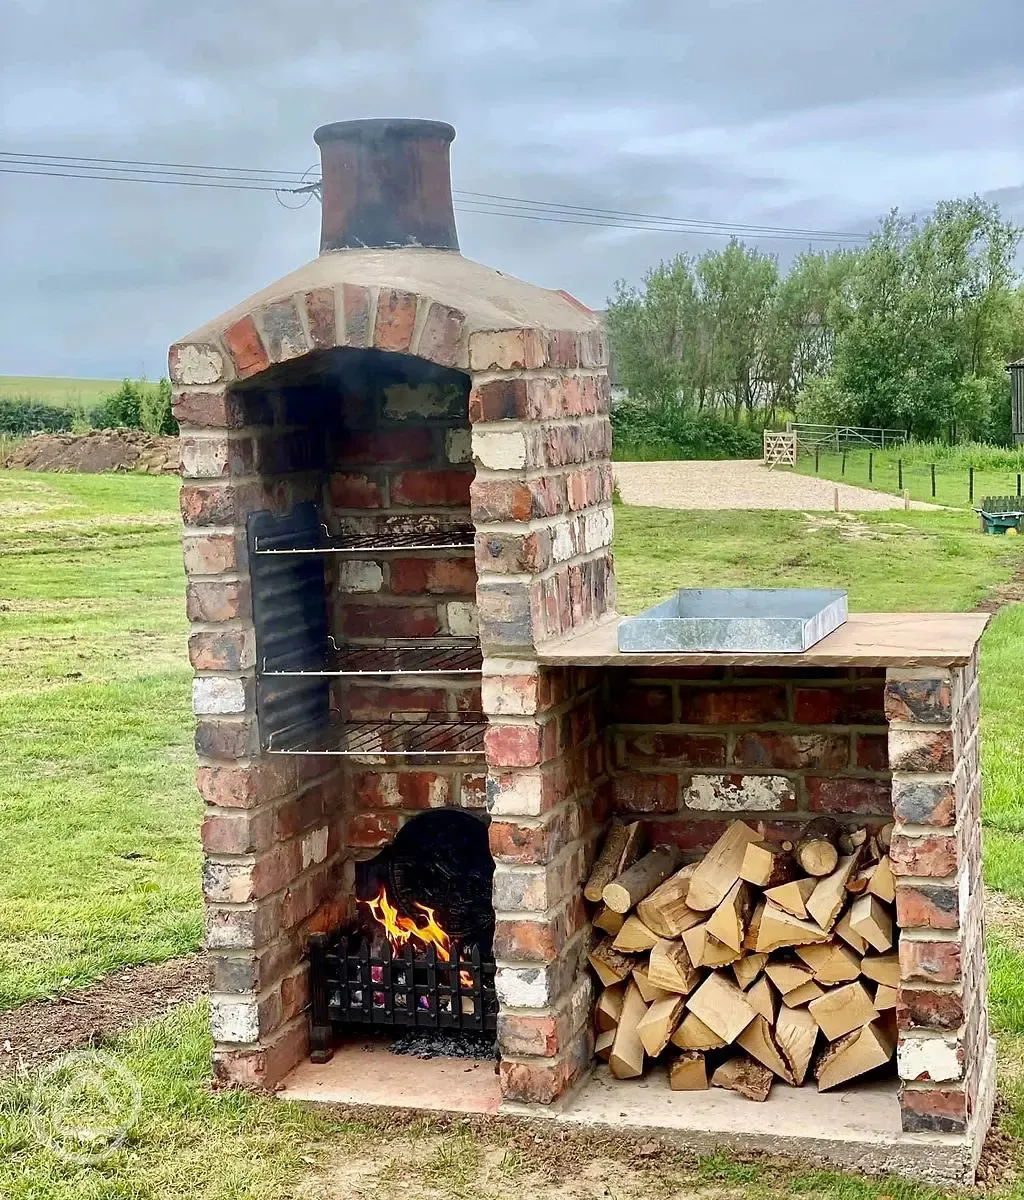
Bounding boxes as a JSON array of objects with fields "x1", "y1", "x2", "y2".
[{"x1": 0, "y1": 376, "x2": 121, "y2": 409}]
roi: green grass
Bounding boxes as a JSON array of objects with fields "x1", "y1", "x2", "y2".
[{"x1": 0, "y1": 377, "x2": 121, "y2": 410}]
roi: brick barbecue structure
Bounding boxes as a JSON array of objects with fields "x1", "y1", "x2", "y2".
[{"x1": 171, "y1": 119, "x2": 994, "y2": 1183}]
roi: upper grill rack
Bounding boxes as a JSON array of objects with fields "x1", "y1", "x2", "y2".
[
  {"x1": 253, "y1": 524, "x2": 475, "y2": 555},
  {"x1": 267, "y1": 713, "x2": 486, "y2": 757},
  {"x1": 262, "y1": 637, "x2": 482, "y2": 677}
]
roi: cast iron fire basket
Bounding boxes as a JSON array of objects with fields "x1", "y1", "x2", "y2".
[{"x1": 308, "y1": 931, "x2": 497, "y2": 1061}]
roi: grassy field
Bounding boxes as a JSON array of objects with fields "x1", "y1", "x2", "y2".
[
  {"x1": 0, "y1": 377, "x2": 121, "y2": 409},
  {"x1": 0, "y1": 473, "x2": 1022, "y2": 1198}
]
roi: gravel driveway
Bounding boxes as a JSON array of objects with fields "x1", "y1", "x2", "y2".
[{"x1": 614, "y1": 460, "x2": 938, "y2": 511}]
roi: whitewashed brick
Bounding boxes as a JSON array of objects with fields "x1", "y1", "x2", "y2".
[
  {"x1": 193, "y1": 677, "x2": 247, "y2": 715},
  {"x1": 210, "y1": 996, "x2": 259, "y2": 1044},
  {"x1": 447, "y1": 602, "x2": 478, "y2": 637},
  {"x1": 487, "y1": 772, "x2": 544, "y2": 816},
  {"x1": 446, "y1": 428, "x2": 473, "y2": 465},
  {"x1": 583, "y1": 506, "x2": 613, "y2": 553},
  {"x1": 383, "y1": 382, "x2": 450, "y2": 419},
  {"x1": 171, "y1": 343, "x2": 224, "y2": 385},
  {"x1": 551, "y1": 519, "x2": 575, "y2": 563},
  {"x1": 496, "y1": 964, "x2": 551, "y2": 1007},
  {"x1": 338, "y1": 560, "x2": 383, "y2": 593},
  {"x1": 181, "y1": 437, "x2": 229, "y2": 479},
  {"x1": 474, "y1": 429, "x2": 527, "y2": 470},
  {"x1": 301, "y1": 826, "x2": 329, "y2": 869},
  {"x1": 481, "y1": 673, "x2": 538, "y2": 716},
  {"x1": 202, "y1": 860, "x2": 255, "y2": 903},
  {"x1": 685, "y1": 774, "x2": 795, "y2": 811},
  {"x1": 898, "y1": 1036, "x2": 963, "y2": 1082}
]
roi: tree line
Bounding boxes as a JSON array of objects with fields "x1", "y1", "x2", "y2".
[{"x1": 605, "y1": 198, "x2": 1024, "y2": 451}]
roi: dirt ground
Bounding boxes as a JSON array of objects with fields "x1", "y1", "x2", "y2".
[
  {"x1": 4, "y1": 429, "x2": 179, "y2": 474},
  {"x1": 615, "y1": 460, "x2": 939, "y2": 511}
]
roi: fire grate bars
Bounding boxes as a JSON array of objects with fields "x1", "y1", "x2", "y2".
[
  {"x1": 267, "y1": 712, "x2": 487, "y2": 757},
  {"x1": 253, "y1": 524, "x2": 475, "y2": 555},
  {"x1": 262, "y1": 637, "x2": 483, "y2": 677}
]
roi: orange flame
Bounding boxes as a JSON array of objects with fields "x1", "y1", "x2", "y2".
[{"x1": 362, "y1": 887, "x2": 453, "y2": 962}]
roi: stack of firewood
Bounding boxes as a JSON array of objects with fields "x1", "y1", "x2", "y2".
[{"x1": 585, "y1": 817, "x2": 898, "y2": 1100}]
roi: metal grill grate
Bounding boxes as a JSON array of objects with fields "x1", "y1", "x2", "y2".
[
  {"x1": 254, "y1": 524, "x2": 475, "y2": 555},
  {"x1": 262, "y1": 637, "x2": 482, "y2": 677},
  {"x1": 267, "y1": 713, "x2": 486, "y2": 756}
]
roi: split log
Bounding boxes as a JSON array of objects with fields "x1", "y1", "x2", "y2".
[
  {"x1": 764, "y1": 876, "x2": 817, "y2": 919},
  {"x1": 669, "y1": 1050, "x2": 708, "y2": 1090},
  {"x1": 782, "y1": 978, "x2": 825, "y2": 1007},
  {"x1": 637, "y1": 994, "x2": 685, "y2": 1057},
  {"x1": 740, "y1": 841, "x2": 795, "y2": 888},
  {"x1": 765, "y1": 960, "x2": 816, "y2": 996},
  {"x1": 637, "y1": 863, "x2": 701, "y2": 937},
  {"x1": 742, "y1": 900, "x2": 765, "y2": 950},
  {"x1": 612, "y1": 914, "x2": 660, "y2": 953},
  {"x1": 795, "y1": 941, "x2": 861, "y2": 985},
  {"x1": 632, "y1": 964, "x2": 672, "y2": 1004},
  {"x1": 711, "y1": 1054, "x2": 773, "y2": 1101},
  {"x1": 808, "y1": 981, "x2": 879, "y2": 1041},
  {"x1": 816, "y1": 1021, "x2": 895, "y2": 1091},
  {"x1": 686, "y1": 821, "x2": 761, "y2": 912},
  {"x1": 746, "y1": 975, "x2": 776, "y2": 1023},
  {"x1": 873, "y1": 984, "x2": 898, "y2": 1010},
  {"x1": 737, "y1": 1014, "x2": 796, "y2": 1084},
  {"x1": 866, "y1": 855, "x2": 895, "y2": 903},
  {"x1": 755, "y1": 902, "x2": 831, "y2": 952},
  {"x1": 834, "y1": 910, "x2": 867, "y2": 954},
  {"x1": 806, "y1": 854, "x2": 861, "y2": 931},
  {"x1": 584, "y1": 820, "x2": 644, "y2": 902},
  {"x1": 706, "y1": 879, "x2": 752, "y2": 953},
  {"x1": 733, "y1": 952, "x2": 768, "y2": 991},
  {"x1": 595, "y1": 1028, "x2": 616, "y2": 1061},
  {"x1": 860, "y1": 953, "x2": 899, "y2": 988},
  {"x1": 671, "y1": 1012, "x2": 727, "y2": 1051},
  {"x1": 795, "y1": 817, "x2": 840, "y2": 877},
  {"x1": 608, "y1": 980, "x2": 647, "y2": 1079},
  {"x1": 595, "y1": 986, "x2": 624, "y2": 1032},
  {"x1": 848, "y1": 894, "x2": 893, "y2": 952},
  {"x1": 681, "y1": 923, "x2": 742, "y2": 969},
  {"x1": 647, "y1": 938, "x2": 700, "y2": 995},
  {"x1": 603, "y1": 845, "x2": 683, "y2": 914},
  {"x1": 775, "y1": 1003, "x2": 819, "y2": 1085},
  {"x1": 588, "y1": 939, "x2": 636, "y2": 988},
  {"x1": 685, "y1": 972, "x2": 757, "y2": 1044},
  {"x1": 593, "y1": 905, "x2": 626, "y2": 936}
]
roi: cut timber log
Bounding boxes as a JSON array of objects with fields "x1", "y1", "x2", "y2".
[
  {"x1": 647, "y1": 938, "x2": 700, "y2": 995},
  {"x1": 775, "y1": 1003, "x2": 819, "y2": 1085},
  {"x1": 595, "y1": 986, "x2": 624, "y2": 1032},
  {"x1": 686, "y1": 821, "x2": 761, "y2": 912},
  {"x1": 595, "y1": 1028, "x2": 616, "y2": 1061},
  {"x1": 860, "y1": 953, "x2": 900, "y2": 988},
  {"x1": 765, "y1": 960, "x2": 816, "y2": 996},
  {"x1": 795, "y1": 942, "x2": 862, "y2": 985},
  {"x1": 782, "y1": 979, "x2": 825, "y2": 1007},
  {"x1": 632, "y1": 964, "x2": 672, "y2": 1004},
  {"x1": 588, "y1": 939, "x2": 636, "y2": 988},
  {"x1": 637, "y1": 863, "x2": 701, "y2": 937},
  {"x1": 669, "y1": 1051, "x2": 708, "y2": 1090},
  {"x1": 737, "y1": 1014, "x2": 796, "y2": 1084},
  {"x1": 795, "y1": 817, "x2": 841, "y2": 877},
  {"x1": 834, "y1": 910, "x2": 867, "y2": 954},
  {"x1": 878, "y1": 822, "x2": 894, "y2": 852},
  {"x1": 706, "y1": 879, "x2": 752, "y2": 952},
  {"x1": 808, "y1": 981, "x2": 879, "y2": 1041},
  {"x1": 764, "y1": 877, "x2": 817, "y2": 919},
  {"x1": 593, "y1": 905, "x2": 626, "y2": 936},
  {"x1": 612, "y1": 915, "x2": 660, "y2": 953},
  {"x1": 585, "y1": 820, "x2": 644, "y2": 902},
  {"x1": 874, "y1": 984, "x2": 898, "y2": 1010},
  {"x1": 816, "y1": 1021, "x2": 895, "y2": 1091},
  {"x1": 849, "y1": 894, "x2": 893, "y2": 952},
  {"x1": 746, "y1": 975, "x2": 776, "y2": 1023},
  {"x1": 672, "y1": 1012, "x2": 728, "y2": 1051},
  {"x1": 681, "y1": 923, "x2": 742, "y2": 968},
  {"x1": 806, "y1": 854, "x2": 861, "y2": 931},
  {"x1": 733, "y1": 952, "x2": 768, "y2": 991},
  {"x1": 755, "y1": 902, "x2": 831, "y2": 952},
  {"x1": 685, "y1": 972, "x2": 757, "y2": 1045},
  {"x1": 637, "y1": 994, "x2": 685, "y2": 1057},
  {"x1": 838, "y1": 827, "x2": 868, "y2": 856},
  {"x1": 740, "y1": 841, "x2": 795, "y2": 888},
  {"x1": 608, "y1": 980, "x2": 647, "y2": 1079},
  {"x1": 711, "y1": 1054, "x2": 773, "y2": 1102},
  {"x1": 603, "y1": 845, "x2": 683, "y2": 914}
]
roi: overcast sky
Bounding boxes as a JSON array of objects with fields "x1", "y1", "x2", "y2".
[{"x1": 2, "y1": 0, "x2": 1023, "y2": 379}]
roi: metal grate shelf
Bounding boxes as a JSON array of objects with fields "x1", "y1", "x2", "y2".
[
  {"x1": 267, "y1": 713, "x2": 487, "y2": 757},
  {"x1": 262, "y1": 637, "x2": 482, "y2": 678},
  {"x1": 253, "y1": 524, "x2": 475, "y2": 555}
]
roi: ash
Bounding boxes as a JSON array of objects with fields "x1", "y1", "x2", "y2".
[{"x1": 389, "y1": 1030, "x2": 498, "y2": 1060}]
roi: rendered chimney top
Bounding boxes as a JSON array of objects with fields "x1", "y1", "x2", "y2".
[{"x1": 313, "y1": 118, "x2": 460, "y2": 254}]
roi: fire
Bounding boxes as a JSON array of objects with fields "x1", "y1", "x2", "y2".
[{"x1": 362, "y1": 888, "x2": 476, "y2": 990}]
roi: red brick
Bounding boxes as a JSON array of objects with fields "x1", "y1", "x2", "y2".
[
  {"x1": 612, "y1": 773, "x2": 679, "y2": 813},
  {"x1": 223, "y1": 315, "x2": 269, "y2": 378},
  {"x1": 340, "y1": 605, "x2": 441, "y2": 639},
  {"x1": 280, "y1": 967, "x2": 311, "y2": 1022},
  {"x1": 342, "y1": 284, "x2": 371, "y2": 346},
  {"x1": 347, "y1": 812, "x2": 401, "y2": 848},
  {"x1": 485, "y1": 724, "x2": 544, "y2": 768},
  {"x1": 212, "y1": 1019, "x2": 308, "y2": 1091},
  {"x1": 497, "y1": 1012, "x2": 561, "y2": 1057},
  {"x1": 734, "y1": 732, "x2": 849, "y2": 770},
  {"x1": 180, "y1": 481, "x2": 259, "y2": 527},
  {"x1": 890, "y1": 833, "x2": 958, "y2": 878},
  {"x1": 896, "y1": 883, "x2": 959, "y2": 930},
  {"x1": 340, "y1": 429, "x2": 435, "y2": 464},
  {"x1": 304, "y1": 288, "x2": 336, "y2": 349},
  {"x1": 622, "y1": 732, "x2": 726, "y2": 768},
  {"x1": 182, "y1": 533, "x2": 243, "y2": 575},
  {"x1": 476, "y1": 529, "x2": 551, "y2": 574},
  {"x1": 468, "y1": 378, "x2": 532, "y2": 423},
  {"x1": 374, "y1": 289, "x2": 418, "y2": 352},
  {"x1": 678, "y1": 687, "x2": 786, "y2": 724},
  {"x1": 855, "y1": 733, "x2": 889, "y2": 770},
  {"x1": 275, "y1": 785, "x2": 326, "y2": 839},
  {"x1": 885, "y1": 678, "x2": 952, "y2": 724},
  {"x1": 645, "y1": 818, "x2": 729, "y2": 854},
  {"x1": 186, "y1": 579, "x2": 251, "y2": 623},
  {"x1": 889, "y1": 729, "x2": 954, "y2": 773},
  {"x1": 793, "y1": 686, "x2": 885, "y2": 724},
  {"x1": 189, "y1": 629, "x2": 252, "y2": 671},
  {"x1": 327, "y1": 472, "x2": 382, "y2": 509},
  {"x1": 900, "y1": 1087, "x2": 967, "y2": 1134},
  {"x1": 195, "y1": 718, "x2": 259, "y2": 760},
  {"x1": 897, "y1": 988, "x2": 964, "y2": 1030},
  {"x1": 390, "y1": 556, "x2": 477, "y2": 595},
  {"x1": 499, "y1": 1042, "x2": 588, "y2": 1104},
  {"x1": 806, "y1": 776, "x2": 892, "y2": 815},
  {"x1": 197, "y1": 762, "x2": 294, "y2": 809},
  {"x1": 392, "y1": 469, "x2": 473, "y2": 507},
  {"x1": 472, "y1": 479, "x2": 532, "y2": 523},
  {"x1": 173, "y1": 389, "x2": 242, "y2": 428},
  {"x1": 900, "y1": 939, "x2": 961, "y2": 984},
  {"x1": 346, "y1": 685, "x2": 448, "y2": 720},
  {"x1": 610, "y1": 685, "x2": 673, "y2": 724},
  {"x1": 417, "y1": 302, "x2": 465, "y2": 367},
  {"x1": 202, "y1": 808, "x2": 274, "y2": 855}
]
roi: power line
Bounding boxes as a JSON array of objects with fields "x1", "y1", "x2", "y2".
[{"x1": 0, "y1": 150, "x2": 869, "y2": 244}]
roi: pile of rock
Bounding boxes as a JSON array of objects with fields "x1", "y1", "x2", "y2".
[{"x1": 4, "y1": 430, "x2": 179, "y2": 475}]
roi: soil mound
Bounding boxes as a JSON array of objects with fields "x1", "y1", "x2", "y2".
[{"x1": 4, "y1": 429, "x2": 179, "y2": 474}]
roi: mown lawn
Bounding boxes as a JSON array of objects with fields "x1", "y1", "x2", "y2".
[
  {"x1": 0, "y1": 472, "x2": 1022, "y2": 1199},
  {"x1": 0, "y1": 377, "x2": 121, "y2": 409}
]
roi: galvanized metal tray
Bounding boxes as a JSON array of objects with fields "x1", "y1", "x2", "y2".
[{"x1": 617, "y1": 588, "x2": 848, "y2": 654}]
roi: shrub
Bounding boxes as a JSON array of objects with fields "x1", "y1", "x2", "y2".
[
  {"x1": 611, "y1": 400, "x2": 763, "y2": 460},
  {"x1": 94, "y1": 378, "x2": 178, "y2": 435},
  {"x1": 0, "y1": 399, "x2": 76, "y2": 435}
]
